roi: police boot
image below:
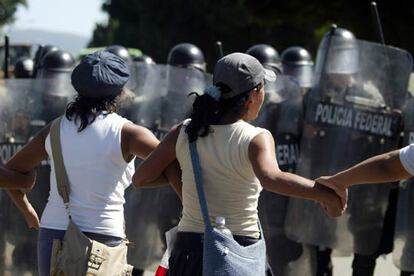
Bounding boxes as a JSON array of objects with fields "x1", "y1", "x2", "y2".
[
  {"x1": 352, "y1": 254, "x2": 376, "y2": 276},
  {"x1": 315, "y1": 247, "x2": 333, "y2": 276}
]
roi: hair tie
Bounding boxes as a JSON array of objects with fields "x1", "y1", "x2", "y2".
[{"x1": 204, "y1": 85, "x2": 221, "y2": 101}]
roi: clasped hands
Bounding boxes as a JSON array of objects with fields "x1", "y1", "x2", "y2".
[{"x1": 314, "y1": 175, "x2": 348, "y2": 218}]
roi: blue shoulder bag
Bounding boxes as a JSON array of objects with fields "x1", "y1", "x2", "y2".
[{"x1": 189, "y1": 141, "x2": 267, "y2": 276}]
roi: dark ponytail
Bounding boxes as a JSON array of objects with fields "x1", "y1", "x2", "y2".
[
  {"x1": 65, "y1": 94, "x2": 120, "y2": 132},
  {"x1": 185, "y1": 83, "x2": 253, "y2": 142}
]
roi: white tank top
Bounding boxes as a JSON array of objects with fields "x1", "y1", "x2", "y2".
[
  {"x1": 177, "y1": 119, "x2": 268, "y2": 238},
  {"x1": 41, "y1": 113, "x2": 135, "y2": 238}
]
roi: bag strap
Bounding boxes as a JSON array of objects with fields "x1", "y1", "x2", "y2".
[
  {"x1": 189, "y1": 142, "x2": 214, "y2": 230},
  {"x1": 49, "y1": 117, "x2": 71, "y2": 214},
  {"x1": 189, "y1": 141, "x2": 265, "y2": 236}
]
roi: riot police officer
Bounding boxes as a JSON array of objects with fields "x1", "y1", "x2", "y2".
[
  {"x1": 2, "y1": 49, "x2": 76, "y2": 275},
  {"x1": 247, "y1": 44, "x2": 313, "y2": 276},
  {"x1": 284, "y1": 27, "x2": 411, "y2": 276},
  {"x1": 125, "y1": 43, "x2": 209, "y2": 276},
  {"x1": 160, "y1": 43, "x2": 207, "y2": 130},
  {"x1": 281, "y1": 46, "x2": 314, "y2": 95}
]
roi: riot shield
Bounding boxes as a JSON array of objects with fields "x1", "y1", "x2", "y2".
[
  {"x1": 0, "y1": 77, "x2": 75, "y2": 275},
  {"x1": 285, "y1": 38, "x2": 412, "y2": 256},
  {"x1": 123, "y1": 65, "x2": 211, "y2": 271},
  {"x1": 393, "y1": 96, "x2": 414, "y2": 271}
]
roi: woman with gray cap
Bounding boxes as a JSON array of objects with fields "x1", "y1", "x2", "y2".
[
  {"x1": 133, "y1": 53, "x2": 345, "y2": 275},
  {"x1": 4, "y1": 50, "x2": 180, "y2": 276}
]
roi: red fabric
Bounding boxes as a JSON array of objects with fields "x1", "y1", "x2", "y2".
[{"x1": 155, "y1": 266, "x2": 168, "y2": 276}]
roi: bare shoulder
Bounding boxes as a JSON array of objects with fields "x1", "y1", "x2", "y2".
[
  {"x1": 249, "y1": 130, "x2": 275, "y2": 153},
  {"x1": 122, "y1": 122, "x2": 156, "y2": 138}
]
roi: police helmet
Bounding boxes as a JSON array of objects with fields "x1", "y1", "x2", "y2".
[
  {"x1": 282, "y1": 47, "x2": 314, "y2": 88},
  {"x1": 133, "y1": 54, "x2": 155, "y2": 64},
  {"x1": 282, "y1": 47, "x2": 313, "y2": 66},
  {"x1": 34, "y1": 45, "x2": 59, "y2": 65},
  {"x1": 106, "y1": 45, "x2": 131, "y2": 62},
  {"x1": 315, "y1": 27, "x2": 358, "y2": 75},
  {"x1": 246, "y1": 44, "x2": 282, "y2": 74},
  {"x1": 167, "y1": 43, "x2": 206, "y2": 72},
  {"x1": 14, "y1": 57, "x2": 34, "y2": 78},
  {"x1": 39, "y1": 50, "x2": 76, "y2": 73}
]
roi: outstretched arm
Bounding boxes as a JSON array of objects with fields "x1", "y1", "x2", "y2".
[
  {"x1": 316, "y1": 148, "x2": 412, "y2": 195},
  {"x1": 5, "y1": 123, "x2": 50, "y2": 229},
  {"x1": 249, "y1": 131, "x2": 345, "y2": 217}
]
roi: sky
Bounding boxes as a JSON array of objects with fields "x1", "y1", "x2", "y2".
[{"x1": 10, "y1": 0, "x2": 108, "y2": 38}]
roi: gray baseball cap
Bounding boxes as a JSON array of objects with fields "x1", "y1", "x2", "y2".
[{"x1": 213, "y1": 52, "x2": 276, "y2": 99}]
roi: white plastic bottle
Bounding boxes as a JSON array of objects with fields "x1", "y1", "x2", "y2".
[{"x1": 215, "y1": 216, "x2": 232, "y2": 236}]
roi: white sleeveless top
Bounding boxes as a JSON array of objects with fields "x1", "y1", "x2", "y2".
[
  {"x1": 41, "y1": 113, "x2": 135, "y2": 238},
  {"x1": 176, "y1": 119, "x2": 268, "y2": 238}
]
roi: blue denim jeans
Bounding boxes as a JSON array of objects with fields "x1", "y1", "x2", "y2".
[{"x1": 37, "y1": 227, "x2": 123, "y2": 276}]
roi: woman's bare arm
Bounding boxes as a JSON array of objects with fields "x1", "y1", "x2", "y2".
[
  {"x1": 249, "y1": 131, "x2": 344, "y2": 217},
  {"x1": 5, "y1": 123, "x2": 51, "y2": 229},
  {"x1": 316, "y1": 149, "x2": 411, "y2": 197},
  {"x1": 131, "y1": 125, "x2": 182, "y2": 199},
  {"x1": 0, "y1": 167, "x2": 35, "y2": 190}
]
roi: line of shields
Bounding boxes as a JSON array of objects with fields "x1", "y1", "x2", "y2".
[{"x1": 0, "y1": 40, "x2": 413, "y2": 275}]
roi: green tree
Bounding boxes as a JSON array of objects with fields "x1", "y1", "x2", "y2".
[
  {"x1": 91, "y1": 0, "x2": 414, "y2": 69},
  {"x1": 0, "y1": 0, "x2": 27, "y2": 27}
]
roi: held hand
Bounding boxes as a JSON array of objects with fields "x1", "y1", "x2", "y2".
[
  {"x1": 314, "y1": 182, "x2": 347, "y2": 217},
  {"x1": 23, "y1": 204, "x2": 40, "y2": 230},
  {"x1": 315, "y1": 175, "x2": 348, "y2": 209}
]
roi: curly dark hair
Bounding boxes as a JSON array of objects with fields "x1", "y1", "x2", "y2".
[
  {"x1": 185, "y1": 82, "x2": 262, "y2": 142},
  {"x1": 65, "y1": 94, "x2": 120, "y2": 132}
]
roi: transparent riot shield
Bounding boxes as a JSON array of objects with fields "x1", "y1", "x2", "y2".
[
  {"x1": 393, "y1": 96, "x2": 414, "y2": 271},
  {"x1": 0, "y1": 77, "x2": 75, "y2": 275},
  {"x1": 285, "y1": 37, "x2": 412, "y2": 256},
  {"x1": 123, "y1": 65, "x2": 211, "y2": 272}
]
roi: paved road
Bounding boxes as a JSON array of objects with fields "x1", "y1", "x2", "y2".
[
  {"x1": 333, "y1": 254, "x2": 399, "y2": 276},
  {"x1": 143, "y1": 254, "x2": 400, "y2": 276}
]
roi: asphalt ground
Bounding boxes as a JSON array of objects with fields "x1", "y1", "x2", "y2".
[{"x1": 142, "y1": 254, "x2": 400, "y2": 276}]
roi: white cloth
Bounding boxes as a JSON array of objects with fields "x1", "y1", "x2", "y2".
[
  {"x1": 177, "y1": 119, "x2": 268, "y2": 238},
  {"x1": 41, "y1": 113, "x2": 135, "y2": 238},
  {"x1": 400, "y1": 144, "x2": 414, "y2": 176}
]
